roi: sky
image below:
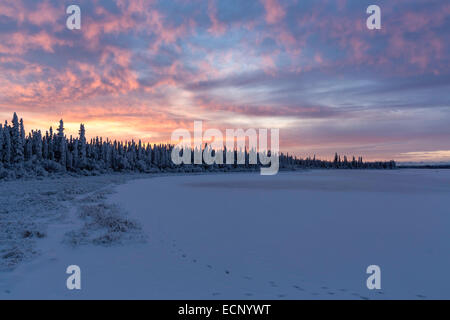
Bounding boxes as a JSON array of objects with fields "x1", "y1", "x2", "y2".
[{"x1": 0, "y1": 0, "x2": 449, "y2": 161}]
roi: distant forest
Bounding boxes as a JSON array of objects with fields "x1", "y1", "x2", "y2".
[{"x1": 0, "y1": 113, "x2": 396, "y2": 180}]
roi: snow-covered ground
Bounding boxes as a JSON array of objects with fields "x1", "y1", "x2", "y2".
[{"x1": 0, "y1": 169, "x2": 449, "y2": 299}]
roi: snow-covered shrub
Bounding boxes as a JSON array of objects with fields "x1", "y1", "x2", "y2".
[
  {"x1": 80, "y1": 204, "x2": 139, "y2": 232},
  {"x1": 0, "y1": 167, "x2": 8, "y2": 180},
  {"x1": 1, "y1": 247, "x2": 25, "y2": 269},
  {"x1": 147, "y1": 167, "x2": 160, "y2": 173},
  {"x1": 64, "y1": 203, "x2": 144, "y2": 247},
  {"x1": 7, "y1": 170, "x2": 16, "y2": 180},
  {"x1": 136, "y1": 160, "x2": 147, "y2": 172},
  {"x1": 22, "y1": 230, "x2": 46, "y2": 239},
  {"x1": 42, "y1": 160, "x2": 64, "y2": 173},
  {"x1": 35, "y1": 165, "x2": 48, "y2": 177}
]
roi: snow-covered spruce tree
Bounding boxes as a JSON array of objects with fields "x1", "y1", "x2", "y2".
[
  {"x1": 3, "y1": 124, "x2": 11, "y2": 164},
  {"x1": 72, "y1": 138, "x2": 78, "y2": 169},
  {"x1": 48, "y1": 127, "x2": 54, "y2": 161},
  {"x1": 56, "y1": 119, "x2": 66, "y2": 168},
  {"x1": 66, "y1": 145, "x2": 72, "y2": 170},
  {"x1": 24, "y1": 135, "x2": 32, "y2": 161},
  {"x1": 78, "y1": 124, "x2": 87, "y2": 169},
  {"x1": 20, "y1": 118, "x2": 25, "y2": 146},
  {"x1": 34, "y1": 130, "x2": 43, "y2": 160},
  {"x1": 42, "y1": 135, "x2": 49, "y2": 160},
  {"x1": 11, "y1": 113, "x2": 24, "y2": 164},
  {"x1": 0, "y1": 123, "x2": 3, "y2": 162}
]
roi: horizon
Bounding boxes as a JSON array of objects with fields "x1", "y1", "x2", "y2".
[
  {"x1": 0, "y1": 0, "x2": 449, "y2": 162},
  {"x1": 2, "y1": 112, "x2": 398, "y2": 163}
]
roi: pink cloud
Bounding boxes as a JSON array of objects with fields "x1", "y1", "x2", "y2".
[
  {"x1": 260, "y1": 0, "x2": 285, "y2": 24},
  {"x1": 0, "y1": 0, "x2": 62, "y2": 28},
  {"x1": 27, "y1": 1, "x2": 62, "y2": 27},
  {"x1": 0, "y1": 31, "x2": 69, "y2": 55},
  {"x1": 207, "y1": 0, "x2": 226, "y2": 36},
  {"x1": 0, "y1": 0, "x2": 26, "y2": 24}
]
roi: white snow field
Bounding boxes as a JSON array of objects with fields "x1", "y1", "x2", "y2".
[{"x1": 0, "y1": 169, "x2": 449, "y2": 299}]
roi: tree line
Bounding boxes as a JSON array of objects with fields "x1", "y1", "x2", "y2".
[{"x1": 0, "y1": 113, "x2": 396, "y2": 179}]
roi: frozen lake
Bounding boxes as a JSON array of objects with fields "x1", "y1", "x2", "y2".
[{"x1": 1, "y1": 169, "x2": 449, "y2": 299}]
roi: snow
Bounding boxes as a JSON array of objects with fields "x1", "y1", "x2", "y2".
[
  {"x1": 398, "y1": 161, "x2": 450, "y2": 167},
  {"x1": 0, "y1": 169, "x2": 449, "y2": 299},
  {"x1": 0, "y1": 174, "x2": 142, "y2": 271}
]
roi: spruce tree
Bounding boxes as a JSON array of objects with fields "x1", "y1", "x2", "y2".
[
  {"x1": 78, "y1": 124, "x2": 87, "y2": 168},
  {"x1": 11, "y1": 113, "x2": 24, "y2": 163},
  {"x1": 3, "y1": 125, "x2": 11, "y2": 164},
  {"x1": 57, "y1": 119, "x2": 66, "y2": 167},
  {"x1": 0, "y1": 124, "x2": 3, "y2": 162}
]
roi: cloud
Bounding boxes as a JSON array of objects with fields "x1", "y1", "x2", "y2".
[
  {"x1": 207, "y1": 0, "x2": 226, "y2": 36},
  {"x1": 0, "y1": 31, "x2": 69, "y2": 54},
  {"x1": 399, "y1": 150, "x2": 450, "y2": 161},
  {"x1": 260, "y1": 0, "x2": 285, "y2": 24},
  {"x1": 0, "y1": 0, "x2": 449, "y2": 160}
]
